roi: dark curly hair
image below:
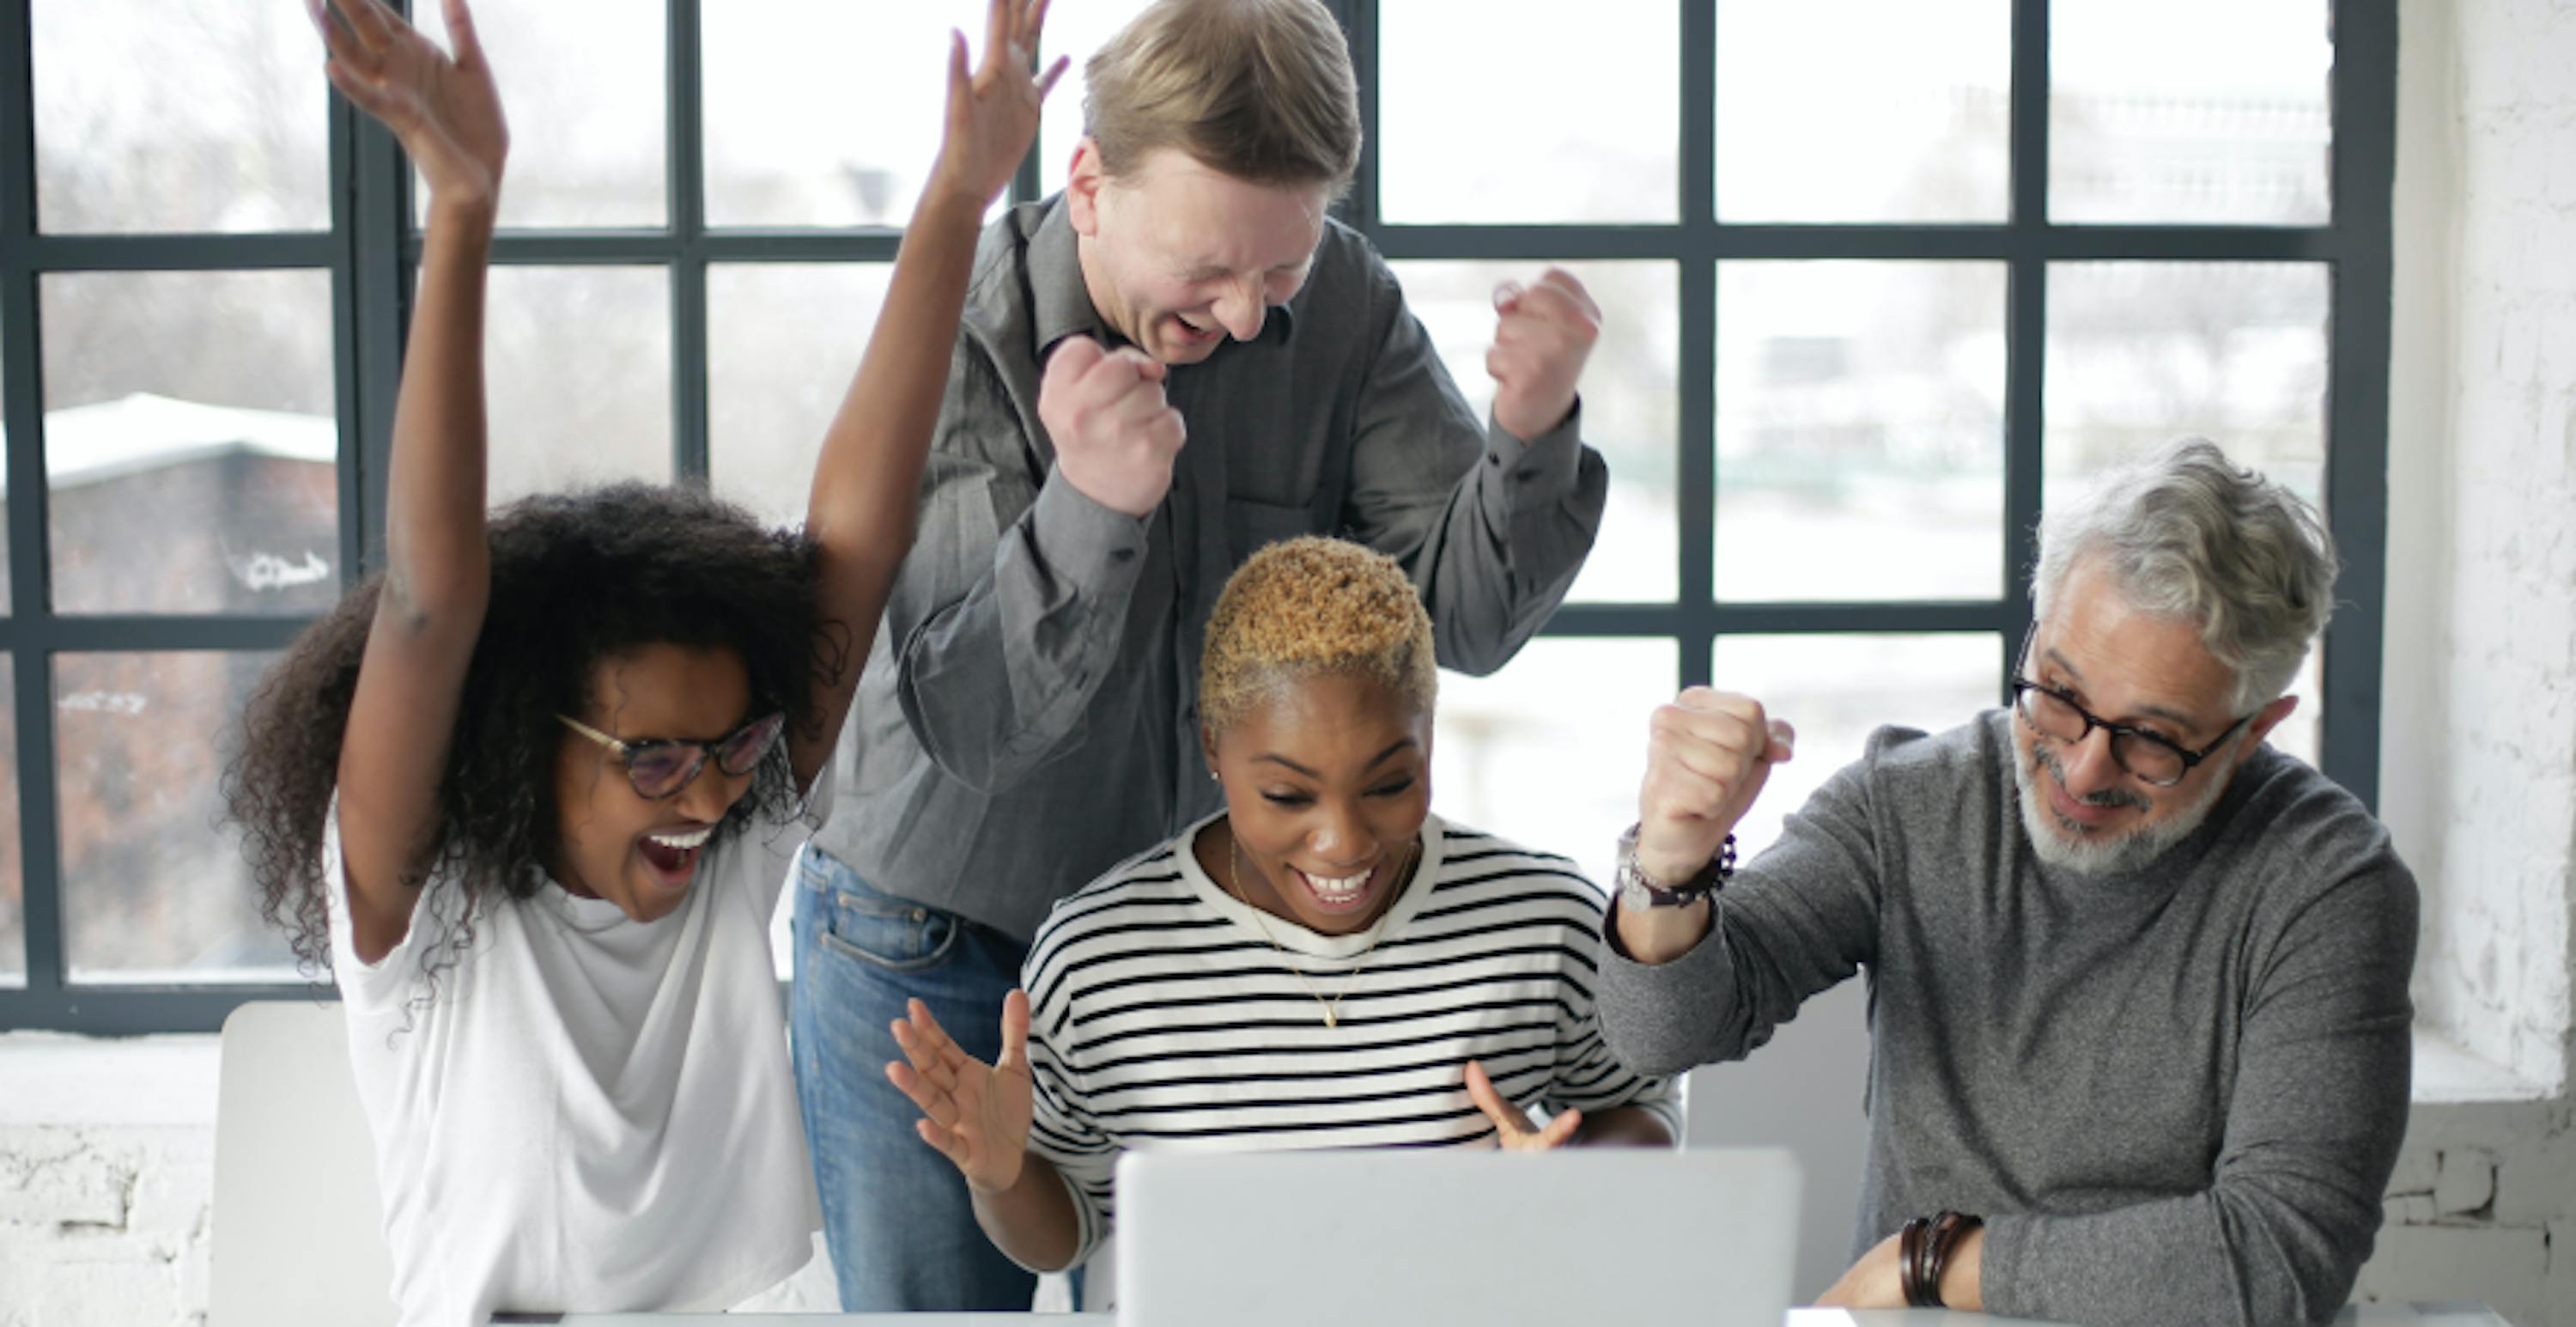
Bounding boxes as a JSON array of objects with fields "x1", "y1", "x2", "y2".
[{"x1": 224, "y1": 482, "x2": 841, "y2": 984}]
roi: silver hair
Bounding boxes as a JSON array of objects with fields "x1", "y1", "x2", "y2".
[{"x1": 2031, "y1": 439, "x2": 2339, "y2": 713}]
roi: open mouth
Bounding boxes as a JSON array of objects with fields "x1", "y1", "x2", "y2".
[
  {"x1": 1170, "y1": 312, "x2": 1220, "y2": 344},
  {"x1": 636, "y1": 824, "x2": 714, "y2": 885}
]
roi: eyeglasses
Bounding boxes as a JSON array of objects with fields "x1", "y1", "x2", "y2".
[
  {"x1": 556, "y1": 710, "x2": 786, "y2": 800},
  {"x1": 2008, "y1": 679, "x2": 2247, "y2": 788}
]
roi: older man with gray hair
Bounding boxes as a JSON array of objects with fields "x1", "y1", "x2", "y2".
[{"x1": 1599, "y1": 440, "x2": 2416, "y2": 1325}]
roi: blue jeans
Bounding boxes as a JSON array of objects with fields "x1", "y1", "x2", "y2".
[{"x1": 789, "y1": 843, "x2": 1037, "y2": 1312}]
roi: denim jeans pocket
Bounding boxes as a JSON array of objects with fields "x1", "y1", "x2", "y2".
[{"x1": 808, "y1": 857, "x2": 962, "y2": 974}]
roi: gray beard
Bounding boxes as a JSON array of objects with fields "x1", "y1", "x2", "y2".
[{"x1": 2012, "y1": 734, "x2": 2234, "y2": 877}]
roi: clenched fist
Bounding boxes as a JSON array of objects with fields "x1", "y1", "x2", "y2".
[
  {"x1": 1040, "y1": 335, "x2": 1188, "y2": 518},
  {"x1": 1485, "y1": 267, "x2": 1601, "y2": 442},
  {"x1": 1636, "y1": 687, "x2": 1795, "y2": 886}
]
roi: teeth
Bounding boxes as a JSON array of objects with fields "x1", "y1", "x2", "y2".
[
  {"x1": 646, "y1": 826, "x2": 714, "y2": 851},
  {"x1": 1297, "y1": 867, "x2": 1370, "y2": 898}
]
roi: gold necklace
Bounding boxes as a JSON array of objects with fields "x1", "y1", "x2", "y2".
[{"x1": 1227, "y1": 832, "x2": 1419, "y2": 1029}]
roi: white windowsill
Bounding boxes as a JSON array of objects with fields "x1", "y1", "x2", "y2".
[{"x1": 2409, "y1": 1025, "x2": 2555, "y2": 1105}]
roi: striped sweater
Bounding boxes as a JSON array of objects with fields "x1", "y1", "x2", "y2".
[{"x1": 1021, "y1": 813, "x2": 1683, "y2": 1265}]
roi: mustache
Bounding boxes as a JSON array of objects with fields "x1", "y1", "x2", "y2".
[{"x1": 2032, "y1": 742, "x2": 2152, "y2": 813}]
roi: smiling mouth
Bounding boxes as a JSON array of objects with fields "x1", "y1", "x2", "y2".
[
  {"x1": 2035, "y1": 748, "x2": 2147, "y2": 832},
  {"x1": 1290, "y1": 861, "x2": 1380, "y2": 910},
  {"x1": 1170, "y1": 312, "x2": 1218, "y2": 341}
]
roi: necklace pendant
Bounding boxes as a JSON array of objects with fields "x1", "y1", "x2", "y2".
[{"x1": 1323, "y1": 1008, "x2": 1339, "y2": 1029}]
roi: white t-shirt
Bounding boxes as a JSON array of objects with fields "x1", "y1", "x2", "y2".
[{"x1": 324, "y1": 774, "x2": 829, "y2": 1327}]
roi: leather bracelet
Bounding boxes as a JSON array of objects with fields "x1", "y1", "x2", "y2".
[
  {"x1": 1911, "y1": 1210, "x2": 1983, "y2": 1308},
  {"x1": 1897, "y1": 1215, "x2": 1935, "y2": 1307}
]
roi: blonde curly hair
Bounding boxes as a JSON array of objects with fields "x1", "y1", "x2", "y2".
[{"x1": 1200, "y1": 536, "x2": 1437, "y2": 734}]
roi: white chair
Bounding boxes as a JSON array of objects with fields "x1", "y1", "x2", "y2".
[{"x1": 210, "y1": 999, "x2": 397, "y2": 1327}]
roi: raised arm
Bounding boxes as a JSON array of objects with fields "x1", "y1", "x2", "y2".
[
  {"x1": 318, "y1": 0, "x2": 508, "y2": 964},
  {"x1": 1344, "y1": 264, "x2": 1608, "y2": 674},
  {"x1": 789, "y1": 0, "x2": 1067, "y2": 791}
]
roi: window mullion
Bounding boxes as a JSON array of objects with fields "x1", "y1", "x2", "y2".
[
  {"x1": 2319, "y1": 0, "x2": 2397, "y2": 809},
  {"x1": 0, "y1": 0, "x2": 64, "y2": 998},
  {"x1": 1998, "y1": 0, "x2": 2050, "y2": 703},
  {"x1": 1680, "y1": 0, "x2": 1716, "y2": 686},
  {"x1": 669, "y1": 0, "x2": 709, "y2": 482}
]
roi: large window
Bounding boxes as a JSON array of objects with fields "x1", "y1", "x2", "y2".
[{"x1": 0, "y1": 0, "x2": 2393, "y2": 1031}]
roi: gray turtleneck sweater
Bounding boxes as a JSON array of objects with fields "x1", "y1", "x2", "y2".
[{"x1": 1596, "y1": 711, "x2": 2416, "y2": 1327}]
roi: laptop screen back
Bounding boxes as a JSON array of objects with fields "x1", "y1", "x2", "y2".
[{"x1": 1114, "y1": 1148, "x2": 1801, "y2": 1327}]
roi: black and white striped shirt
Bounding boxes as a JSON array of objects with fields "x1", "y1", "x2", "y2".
[{"x1": 1021, "y1": 813, "x2": 1683, "y2": 1265}]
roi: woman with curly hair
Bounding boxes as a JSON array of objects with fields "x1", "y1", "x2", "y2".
[
  {"x1": 884, "y1": 536, "x2": 1680, "y2": 1299},
  {"x1": 222, "y1": 0, "x2": 1062, "y2": 1320}
]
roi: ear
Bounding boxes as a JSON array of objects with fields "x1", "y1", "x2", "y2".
[
  {"x1": 1066, "y1": 137, "x2": 1108, "y2": 237},
  {"x1": 2238, "y1": 693, "x2": 2299, "y2": 762},
  {"x1": 1199, "y1": 721, "x2": 1222, "y2": 782}
]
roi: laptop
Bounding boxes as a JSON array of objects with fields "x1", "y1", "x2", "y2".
[{"x1": 1114, "y1": 1147, "x2": 1801, "y2": 1327}]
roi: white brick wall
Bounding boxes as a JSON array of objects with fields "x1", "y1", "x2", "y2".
[
  {"x1": 2405, "y1": 0, "x2": 2576, "y2": 1094},
  {"x1": 0, "y1": 1037, "x2": 218, "y2": 1327},
  {"x1": 2366, "y1": 0, "x2": 2576, "y2": 1323}
]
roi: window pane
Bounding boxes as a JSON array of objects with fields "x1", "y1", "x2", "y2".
[
  {"x1": 33, "y1": 0, "x2": 328, "y2": 234},
  {"x1": 1712, "y1": 633, "x2": 1998, "y2": 856},
  {"x1": 1391, "y1": 260, "x2": 1678, "y2": 604},
  {"x1": 1716, "y1": 0, "x2": 2008, "y2": 222},
  {"x1": 1432, "y1": 639, "x2": 1676, "y2": 889},
  {"x1": 2043, "y1": 262, "x2": 2328, "y2": 510},
  {"x1": 708, "y1": 263, "x2": 895, "y2": 529},
  {"x1": 0, "y1": 660, "x2": 19, "y2": 988},
  {"x1": 2050, "y1": 0, "x2": 2330, "y2": 225},
  {"x1": 1716, "y1": 261, "x2": 2006, "y2": 602},
  {"x1": 412, "y1": 1, "x2": 665, "y2": 229},
  {"x1": 41, "y1": 271, "x2": 341, "y2": 615},
  {"x1": 483, "y1": 266, "x2": 672, "y2": 505},
  {"x1": 1379, "y1": 0, "x2": 1677, "y2": 224},
  {"x1": 1037, "y1": 0, "x2": 1157, "y2": 197},
  {"x1": 60, "y1": 651, "x2": 295, "y2": 983},
  {"x1": 2272, "y1": 647, "x2": 2321, "y2": 772},
  {"x1": 706, "y1": 2, "x2": 990, "y2": 228}
]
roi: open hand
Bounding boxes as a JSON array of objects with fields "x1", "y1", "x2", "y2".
[
  {"x1": 1465, "y1": 1059, "x2": 1582, "y2": 1151},
  {"x1": 1040, "y1": 336, "x2": 1187, "y2": 517},
  {"x1": 1637, "y1": 687, "x2": 1795, "y2": 886},
  {"x1": 887, "y1": 992, "x2": 1036, "y2": 1196},
  {"x1": 1486, "y1": 268, "x2": 1601, "y2": 441},
  {"x1": 308, "y1": 0, "x2": 508, "y2": 211},
  {"x1": 928, "y1": 0, "x2": 1070, "y2": 212}
]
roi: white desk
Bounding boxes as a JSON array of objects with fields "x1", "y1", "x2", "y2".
[{"x1": 548, "y1": 1306, "x2": 2505, "y2": 1325}]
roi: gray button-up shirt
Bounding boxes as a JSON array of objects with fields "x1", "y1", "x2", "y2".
[{"x1": 811, "y1": 197, "x2": 1608, "y2": 941}]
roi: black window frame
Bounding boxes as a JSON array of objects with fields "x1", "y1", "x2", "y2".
[{"x1": 0, "y1": 0, "x2": 2394, "y2": 1033}]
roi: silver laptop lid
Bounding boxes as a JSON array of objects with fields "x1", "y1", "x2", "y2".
[{"x1": 1114, "y1": 1148, "x2": 1800, "y2": 1327}]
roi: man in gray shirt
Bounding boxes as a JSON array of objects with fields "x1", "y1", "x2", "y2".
[
  {"x1": 1601, "y1": 441, "x2": 2415, "y2": 1325},
  {"x1": 786, "y1": 0, "x2": 1607, "y2": 1311}
]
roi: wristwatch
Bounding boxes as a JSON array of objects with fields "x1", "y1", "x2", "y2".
[{"x1": 1613, "y1": 822, "x2": 1734, "y2": 911}]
